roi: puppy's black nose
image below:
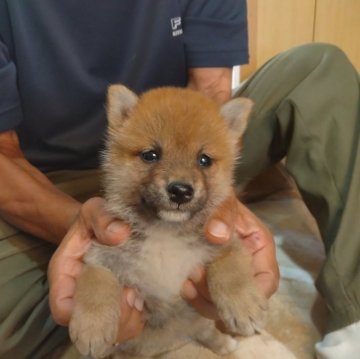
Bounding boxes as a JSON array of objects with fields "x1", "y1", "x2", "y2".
[{"x1": 167, "y1": 182, "x2": 194, "y2": 204}]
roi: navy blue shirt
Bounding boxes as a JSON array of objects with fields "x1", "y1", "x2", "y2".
[{"x1": 0, "y1": 0, "x2": 248, "y2": 171}]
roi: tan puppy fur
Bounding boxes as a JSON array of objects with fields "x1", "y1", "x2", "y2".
[{"x1": 69, "y1": 86, "x2": 268, "y2": 358}]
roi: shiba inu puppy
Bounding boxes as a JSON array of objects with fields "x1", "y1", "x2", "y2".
[{"x1": 69, "y1": 86, "x2": 268, "y2": 358}]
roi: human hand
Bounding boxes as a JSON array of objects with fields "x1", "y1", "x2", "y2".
[
  {"x1": 48, "y1": 197, "x2": 144, "y2": 342},
  {"x1": 181, "y1": 191, "x2": 279, "y2": 320},
  {"x1": 187, "y1": 67, "x2": 232, "y2": 105}
]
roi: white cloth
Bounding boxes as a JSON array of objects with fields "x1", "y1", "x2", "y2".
[{"x1": 316, "y1": 320, "x2": 360, "y2": 359}]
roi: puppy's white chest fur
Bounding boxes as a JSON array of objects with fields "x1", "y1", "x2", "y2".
[{"x1": 137, "y1": 225, "x2": 214, "y2": 301}]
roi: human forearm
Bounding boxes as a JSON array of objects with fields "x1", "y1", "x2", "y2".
[
  {"x1": 0, "y1": 130, "x2": 81, "y2": 243},
  {"x1": 187, "y1": 67, "x2": 233, "y2": 105},
  {"x1": 0, "y1": 153, "x2": 81, "y2": 244}
]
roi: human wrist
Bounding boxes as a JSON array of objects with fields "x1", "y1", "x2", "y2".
[
  {"x1": 187, "y1": 67, "x2": 232, "y2": 105},
  {"x1": 53, "y1": 199, "x2": 82, "y2": 244}
]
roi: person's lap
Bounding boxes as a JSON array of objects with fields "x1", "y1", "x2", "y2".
[{"x1": 0, "y1": 170, "x2": 101, "y2": 358}]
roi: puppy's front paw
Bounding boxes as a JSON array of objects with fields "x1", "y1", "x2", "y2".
[
  {"x1": 69, "y1": 265, "x2": 121, "y2": 358},
  {"x1": 215, "y1": 285, "x2": 268, "y2": 336},
  {"x1": 70, "y1": 304, "x2": 119, "y2": 358}
]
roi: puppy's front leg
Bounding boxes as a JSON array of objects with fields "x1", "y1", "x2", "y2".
[
  {"x1": 207, "y1": 241, "x2": 268, "y2": 336},
  {"x1": 70, "y1": 265, "x2": 121, "y2": 358}
]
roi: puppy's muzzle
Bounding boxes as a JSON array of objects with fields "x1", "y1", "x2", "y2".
[{"x1": 167, "y1": 182, "x2": 194, "y2": 205}]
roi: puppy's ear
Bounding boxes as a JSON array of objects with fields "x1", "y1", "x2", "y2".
[
  {"x1": 107, "y1": 85, "x2": 138, "y2": 126},
  {"x1": 220, "y1": 97, "x2": 253, "y2": 139}
]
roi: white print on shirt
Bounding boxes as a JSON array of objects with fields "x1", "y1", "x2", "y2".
[{"x1": 171, "y1": 17, "x2": 183, "y2": 37}]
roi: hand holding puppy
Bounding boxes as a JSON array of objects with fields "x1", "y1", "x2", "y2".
[
  {"x1": 48, "y1": 197, "x2": 144, "y2": 343},
  {"x1": 182, "y1": 191, "x2": 279, "y2": 320},
  {"x1": 48, "y1": 192, "x2": 278, "y2": 342}
]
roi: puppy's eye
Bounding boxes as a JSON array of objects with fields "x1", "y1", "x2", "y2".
[
  {"x1": 198, "y1": 154, "x2": 212, "y2": 167},
  {"x1": 141, "y1": 150, "x2": 161, "y2": 163}
]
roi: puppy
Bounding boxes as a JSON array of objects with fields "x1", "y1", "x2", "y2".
[{"x1": 69, "y1": 86, "x2": 268, "y2": 358}]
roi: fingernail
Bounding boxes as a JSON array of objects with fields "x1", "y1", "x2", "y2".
[
  {"x1": 208, "y1": 219, "x2": 230, "y2": 240},
  {"x1": 134, "y1": 297, "x2": 144, "y2": 312},
  {"x1": 107, "y1": 221, "x2": 129, "y2": 234},
  {"x1": 126, "y1": 290, "x2": 136, "y2": 308},
  {"x1": 181, "y1": 282, "x2": 198, "y2": 300}
]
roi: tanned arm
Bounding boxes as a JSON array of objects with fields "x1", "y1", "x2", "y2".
[
  {"x1": 187, "y1": 67, "x2": 233, "y2": 105},
  {"x1": 0, "y1": 130, "x2": 81, "y2": 244}
]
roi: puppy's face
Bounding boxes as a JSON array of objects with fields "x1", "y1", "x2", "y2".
[{"x1": 103, "y1": 86, "x2": 252, "y2": 225}]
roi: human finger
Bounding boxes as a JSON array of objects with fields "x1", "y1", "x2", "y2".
[
  {"x1": 181, "y1": 280, "x2": 218, "y2": 320},
  {"x1": 48, "y1": 221, "x2": 90, "y2": 325},
  {"x1": 242, "y1": 231, "x2": 279, "y2": 298},
  {"x1": 233, "y1": 202, "x2": 279, "y2": 297},
  {"x1": 79, "y1": 197, "x2": 131, "y2": 246},
  {"x1": 188, "y1": 266, "x2": 211, "y2": 300},
  {"x1": 116, "y1": 288, "x2": 145, "y2": 343},
  {"x1": 204, "y1": 191, "x2": 239, "y2": 244}
]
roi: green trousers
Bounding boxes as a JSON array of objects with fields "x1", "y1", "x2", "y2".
[
  {"x1": 0, "y1": 171, "x2": 101, "y2": 358},
  {"x1": 0, "y1": 43, "x2": 359, "y2": 358},
  {"x1": 235, "y1": 43, "x2": 360, "y2": 333}
]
